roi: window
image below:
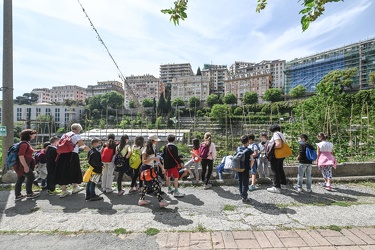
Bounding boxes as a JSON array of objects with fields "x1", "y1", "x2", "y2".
[
  {"x1": 17, "y1": 108, "x2": 22, "y2": 121},
  {"x1": 55, "y1": 108, "x2": 60, "y2": 122},
  {"x1": 45, "y1": 108, "x2": 51, "y2": 116},
  {"x1": 36, "y1": 108, "x2": 41, "y2": 117}
]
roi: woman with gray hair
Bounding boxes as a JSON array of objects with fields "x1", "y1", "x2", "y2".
[{"x1": 55, "y1": 123, "x2": 89, "y2": 198}]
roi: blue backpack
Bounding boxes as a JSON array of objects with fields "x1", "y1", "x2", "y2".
[
  {"x1": 6, "y1": 142, "x2": 29, "y2": 169},
  {"x1": 305, "y1": 145, "x2": 317, "y2": 161}
]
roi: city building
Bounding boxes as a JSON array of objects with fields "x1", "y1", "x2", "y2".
[
  {"x1": 50, "y1": 85, "x2": 87, "y2": 104},
  {"x1": 31, "y1": 88, "x2": 51, "y2": 103},
  {"x1": 229, "y1": 61, "x2": 255, "y2": 76},
  {"x1": 124, "y1": 74, "x2": 165, "y2": 108},
  {"x1": 171, "y1": 75, "x2": 210, "y2": 104},
  {"x1": 201, "y1": 64, "x2": 229, "y2": 95},
  {"x1": 284, "y1": 37, "x2": 375, "y2": 94},
  {"x1": 86, "y1": 80, "x2": 124, "y2": 98},
  {"x1": 160, "y1": 63, "x2": 194, "y2": 86},
  {"x1": 0, "y1": 103, "x2": 84, "y2": 128}
]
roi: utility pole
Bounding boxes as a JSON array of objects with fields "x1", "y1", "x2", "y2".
[{"x1": 2, "y1": 0, "x2": 14, "y2": 173}]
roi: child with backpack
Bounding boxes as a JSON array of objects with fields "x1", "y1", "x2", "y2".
[
  {"x1": 248, "y1": 133, "x2": 259, "y2": 191},
  {"x1": 182, "y1": 138, "x2": 200, "y2": 182},
  {"x1": 258, "y1": 133, "x2": 270, "y2": 179},
  {"x1": 129, "y1": 136, "x2": 144, "y2": 194},
  {"x1": 216, "y1": 155, "x2": 233, "y2": 181},
  {"x1": 162, "y1": 134, "x2": 185, "y2": 198},
  {"x1": 86, "y1": 138, "x2": 104, "y2": 201},
  {"x1": 316, "y1": 132, "x2": 337, "y2": 191},
  {"x1": 115, "y1": 135, "x2": 132, "y2": 196},
  {"x1": 199, "y1": 132, "x2": 217, "y2": 190},
  {"x1": 101, "y1": 138, "x2": 117, "y2": 193},
  {"x1": 34, "y1": 142, "x2": 49, "y2": 189},
  {"x1": 46, "y1": 137, "x2": 60, "y2": 195},
  {"x1": 294, "y1": 134, "x2": 315, "y2": 193},
  {"x1": 235, "y1": 135, "x2": 254, "y2": 203}
]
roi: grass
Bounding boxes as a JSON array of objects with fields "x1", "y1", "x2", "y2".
[
  {"x1": 145, "y1": 228, "x2": 160, "y2": 236},
  {"x1": 223, "y1": 204, "x2": 236, "y2": 211},
  {"x1": 30, "y1": 207, "x2": 40, "y2": 213},
  {"x1": 114, "y1": 228, "x2": 131, "y2": 235},
  {"x1": 196, "y1": 223, "x2": 209, "y2": 232}
]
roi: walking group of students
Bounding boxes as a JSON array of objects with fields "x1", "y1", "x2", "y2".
[{"x1": 13, "y1": 123, "x2": 336, "y2": 207}]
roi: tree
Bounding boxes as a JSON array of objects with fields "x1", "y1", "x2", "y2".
[
  {"x1": 129, "y1": 100, "x2": 136, "y2": 109},
  {"x1": 243, "y1": 92, "x2": 258, "y2": 105},
  {"x1": 263, "y1": 88, "x2": 283, "y2": 102},
  {"x1": 188, "y1": 96, "x2": 200, "y2": 108},
  {"x1": 171, "y1": 97, "x2": 185, "y2": 107},
  {"x1": 157, "y1": 93, "x2": 167, "y2": 115},
  {"x1": 161, "y1": 0, "x2": 344, "y2": 31},
  {"x1": 210, "y1": 104, "x2": 231, "y2": 123},
  {"x1": 317, "y1": 68, "x2": 358, "y2": 97},
  {"x1": 223, "y1": 93, "x2": 237, "y2": 105},
  {"x1": 101, "y1": 91, "x2": 124, "y2": 109},
  {"x1": 196, "y1": 67, "x2": 201, "y2": 76},
  {"x1": 206, "y1": 94, "x2": 220, "y2": 107},
  {"x1": 14, "y1": 92, "x2": 39, "y2": 105},
  {"x1": 142, "y1": 98, "x2": 153, "y2": 108},
  {"x1": 289, "y1": 85, "x2": 307, "y2": 98},
  {"x1": 370, "y1": 72, "x2": 375, "y2": 86}
]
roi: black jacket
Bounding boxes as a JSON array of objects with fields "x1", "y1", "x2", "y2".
[
  {"x1": 298, "y1": 142, "x2": 314, "y2": 164},
  {"x1": 88, "y1": 148, "x2": 103, "y2": 174},
  {"x1": 162, "y1": 143, "x2": 182, "y2": 169},
  {"x1": 46, "y1": 146, "x2": 57, "y2": 170}
]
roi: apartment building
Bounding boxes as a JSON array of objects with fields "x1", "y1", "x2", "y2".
[
  {"x1": 50, "y1": 85, "x2": 87, "y2": 104},
  {"x1": 160, "y1": 63, "x2": 194, "y2": 86},
  {"x1": 31, "y1": 88, "x2": 51, "y2": 103},
  {"x1": 124, "y1": 74, "x2": 165, "y2": 108},
  {"x1": 86, "y1": 80, "x2": 124, "y2": 98},
  {"x1": 229, "y1": 61, "x2": 255, "y2": 76},
  {"x1": 171, "y1": 75, "x2": 210, "y2": 104},
  {"x1": 201, "y1": 64, "x2": 228, "y2": 95}
]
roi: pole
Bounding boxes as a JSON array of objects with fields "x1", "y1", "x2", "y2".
[{"x1": 2, "y1": 0, "x2": 14, "y2": 173}]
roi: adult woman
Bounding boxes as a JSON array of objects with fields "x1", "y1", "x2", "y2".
[
  {"x1": 200, "y1": 132, "x2": 216, "y2": 190},
  {"x1": 316, "y1": 132, "x2": 336, "y2": 191},
  {"x1": 267, "y1": 124, "x2": 287, "y2": 193},
  {"x1": 116, "y1": 134, "x2": 132, "y2": 196},
  {"x1": 55, "y1": 123, "x2": 89, "y2": 198},
  {"x1": 14, "y1": 129, "x2": 40, "y2": 200}
]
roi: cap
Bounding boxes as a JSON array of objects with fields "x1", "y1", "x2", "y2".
[{"x1": 148, "y1": 134, "x2": 160, "y2": 141}]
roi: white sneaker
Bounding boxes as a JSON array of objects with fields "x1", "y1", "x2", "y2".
[
  {"x1": 281, "y1": 184, "x2": 287, "y2": 190},
  {"x1": 306, "y1": 189, "x2": 312, "y2": 193},
  {"x1": 138, "y1": 199, "x2": 151, "y2": 206},
  {"x1": 159, "y1": 199, "x2": 170, "y2": 208},
  {"x1": 60, "y1": 190, "x2": 71, "y2": 198},
  {"x1": 105, "y1": 188, "x2": 115, "y2": 194},
  {"x1": 293, "y1": 186, "x2": 302, "y2": 192},
  {"x1": 72, "y1": 186, "x2": 84, "y2": 194},
  {"x1": 267, "y1": 187, "x2": 281, "y2": 193},
  {"x1": 173, "y1": 191, "x2": 185, "y2": 198}
]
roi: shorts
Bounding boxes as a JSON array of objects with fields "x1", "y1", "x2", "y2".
[
  {"x1": 166, "y1": 168, "x2": 179, "y2": 179},
  {"x1": 251, "y1": 161, "x2": 258, "y2": 175}
]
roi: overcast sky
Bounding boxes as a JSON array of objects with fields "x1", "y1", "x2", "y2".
[{"x1": 0, "y1": 0, "x2": 374, "y2": 99}]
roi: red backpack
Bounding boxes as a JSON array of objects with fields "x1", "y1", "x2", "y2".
[
  {"x1": 199, "y1": 143, "x2": 209, "y2": 159},
  {"x1": 57, "y1": 133, "x2": 77, "y2": 154},
  {"x1": 102, "y1": 147, "x2": 115, "y2": 162}
]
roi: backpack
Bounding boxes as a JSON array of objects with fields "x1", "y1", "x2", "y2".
[
  {"x1": 129, "y1": 148, "x2": 142, "y2": 169},
  {"x1": 250, "y1": 143, "x2": 261, "y2": 159},
  {"x1": 34, "y1": 149, "x2": 47, "y2": 164},
  {"x1": 56, "y1": 133, "x2": 77, "y2": 154},
  {"x1": 199, "y1": 143, "x2": 209, "y2": 159},
  {"x1": 6, "y1": 142, "x2": 29, "y2": 169},
  {"x1": 114, "y1": 145, "x2": 130, "y2": 172},
  {"x1": 265, "y1": 141, "x2": 275, "y2": 160},
  {"x1": 230, "y1": 146, "x2": 251, "y2": 172},
  {"x1": 305, "y1": 145, "x2": 317, "y2": 161},
  {"x1": 101, "y1": 147, "x2": 115, "y2": 162}
]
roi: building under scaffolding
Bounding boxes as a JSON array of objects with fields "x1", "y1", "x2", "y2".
[{"x1": 284, "y1": 38, "x2": 375, "y2": 94}]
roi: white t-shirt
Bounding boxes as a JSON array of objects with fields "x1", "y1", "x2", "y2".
[
  {"x1": 65, "y1": 131, "x2": 81, "y2": 153},
  {"x1": 270, "y1": 132, "x2": 286, "y2": 143},
  {"x1": 316, "y1": 141, "x2": 334, "y2": 152}
]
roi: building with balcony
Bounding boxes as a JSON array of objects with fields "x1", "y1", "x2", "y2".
[
  {"x1": 31, "y1": 88, "x2": 51, "y2": 103},
  {"x1": 50, "y1": 85, "x2": 87, "y2": 104},
  {"x1": 201, "y1": 64, "x2": 228, "y2": 95},
  {"x1": 171, "y1": 75, "x2": 210, "y2": 104},
  {"x1": 160, "y1": 63, "x2": 194, "y2": 86},
  {"x1": 86, "y1": 80, "x2": 124, "y2": 98}
]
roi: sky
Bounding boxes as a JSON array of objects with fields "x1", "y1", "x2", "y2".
[{"x1": 0, "y1": 0, "x2": 374, "y2": 99}]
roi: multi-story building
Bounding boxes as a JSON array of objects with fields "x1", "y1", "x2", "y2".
[
  {"x1": 86, "y1": 80, "x2": 124, "y2": 98},
  {"x1": 31, "y1": 88, "x2": 51, "y2": 103},
  {"x1": 50, "y1": 85, "x2": 87, "y2": 104},
  {"x1": 284, "y1": 37, "x2": 375, "y2": 94},
  {"x1": 0, "y1": 103, "x2": 84, "y2": 128},
  {"x1": 229, "y1": 61, "x2": 255, "y2": 76},
  {"x1": 124, "y1": 75, "x2": 165, "y2": 108},
  {"x1": 201, "y1": 64, "x2": 228, "y2": 95},
  {"x1": 160, "y1": 63, "x2": 194, "y2": 86},
  {"x1": 224, "y1": 69, "x2": 272, "y2": 103},
  {"x1": 171, "y1": 75, "x2": 210, "y2": 104}
]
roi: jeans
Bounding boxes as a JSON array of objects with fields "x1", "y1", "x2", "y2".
[
  {"x1": 297, "y1": 163, "x2": 312, "y2": 190},
  {"x1": 102, "y1": 162, "x2": 115, "y2": 191},
  {"x1": 270, "y1": 157, "x2": 286, "y2": 188},
  {"x1": 185, "y1": 159, "x2": 199, "y2": 177},
  {"x1": 86, "y1": 181, "x2": 96, "y2": 199},
  {"x1": 15, "y1": 170, "x2": 35, "y2": 196},
  {"x1": 257, "y1": 157, "x2": 269, "y2": 178},
  {"x1": 250, "y1": 160, "x2": 258, "y2": 175},
  {"x1": 201, "y1": 159, "x2": 213, "y2": 185},
  {"x1": 238, "y1": 167, "x2": 250, "y2": 199}
]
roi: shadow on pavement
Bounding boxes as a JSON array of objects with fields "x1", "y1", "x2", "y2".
[
  {"x1": 0, "y1": 189, "x2": 11, "y2": 221},
  {"x1": 152, "y1": 207, "x2": 193, "y2": 227},
  {"x1": 212, "y1": 186, "x2": 240, "y2": 201},
  {"x1": 175, "y1": 194, "x2": 204, "y2": 206},
  {"x1": 333, "y1": 187, "x2": 375, "y2": 197},
  {"x1": 251, "y1": 198, "x2": 297, "y2": 215},
  {"x1": 4, "y1": 198, "x2": 38, "y2": 217}
]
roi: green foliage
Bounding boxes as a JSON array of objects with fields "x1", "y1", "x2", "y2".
[
  {"x1": 243, "y1": 92, "x2": 258, "y2": 105},
  {"x1": 188, "y1": 96, "x2": 200, "y2": 108},
  {"x1": 172, "y1": 97, "x2": 185, "y2": 107},
  {"x1": 129, "y1": 100, "x2": 136, "y2": 109},
  {"x1": 223, "y1": 93, "x2": 237, "y2": 105},
  {"x1": 144, "y1": 228, "x2": 160, "y2": 236},
  {"x1": 14, "y1": 92, "x2": 39, "y2": 105},
  {"x1": 160, "y1": 0, "x2": 188, "y2": 25},
  {"x1": 210, "y1": 104, "x2": 231, "y2": 123},
  {"x1": 234, "y1": 107, "x2": 243, "y2": 116},
  {"x1": 142, "y1": 98, "x2": 153, "y2": 108},
  {"x1": 206, "y1": 94, "x2": 220, "y2": 107},
  {"x1": 370, "y1": 71, "x2": 375, "y2": 85},
  {"x1": 289, "y1": 85, "x2": 307, "y2": 98},
  {"x1": 157, "y1": 93, "x2": 167, "y2": 115},
  {"x1": 263, "y1": 88, "x2": 283, "y2": 102}
]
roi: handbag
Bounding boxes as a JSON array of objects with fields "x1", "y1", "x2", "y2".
[
  {"x1": 274, "y1": 133, "x2": 293, "y2": 159},
  {"x1": 139, "y1": 164, "x2": 157, "y2": 182},
  {"x1": 166, "y1": 145, "x2": 181, "y2": 169},
  {"x1": 83, "y1": 166, "x2": 94, "y2": 183}
]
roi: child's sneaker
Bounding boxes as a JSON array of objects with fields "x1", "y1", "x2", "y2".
[
  {"x1": 27, "y1": 192, "x2": 40, "y2": 199},
  {"x1": 306, "y1": 189, "x2": 312, "y2": 193},
  {"x1": 167, "y1": 186, "x2": 174, "y2": 194},
  {"x1": 90, "y1": 196, "x2": 103, "y2": 201},
  {"x1": 60, "y1": 190, "x2": 71, "y2": 198},
  {"x1": 280, "y1": 184, "x2": 287, "y2": 190},
  {"x1": 249, "y1": 185, "x2": 255, "y2": 191},
  {"x1": 72, "y1": 186, "x2": 84, "y2": 194},
  {"x1": 319, "y1": 182, "x2": 327, "y2": 188},
  {"x1": 159, "y1": 199, "x2": 170, "y2": 208},
  {"x1": 138, "y1": 199, "x2": 151, "y2": 206},
  {"x1": 173, "y1": 190, "x2": 185, "y2": 198},
  {"x1": 325, "y1": 186, "x2": 332, "y2": 191},
  {"x1": 48, "y1": 190, "x2": 60, "y2": 195},
  {"x1": 15, "y1": 194, "x2": 26, "y2": 201},
  {"x1": 267, "y1": 187, "x2": 281, "y2": 193},
  {"x1": 293, "y1": 185, "x2": 302, "y2": 192},
  {"x1": 117, "y1": 190, "x2": 125, "y2": 196},
  {"x1": 242, "y1": 197, "x2": 251, "y2": 203},
  {"x1": 204, "y1": 183, "x2": 213, "y2": 190}
]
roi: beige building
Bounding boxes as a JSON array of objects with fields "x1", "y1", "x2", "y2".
[
  {"x1": 124, "y1": 75, "x2": 165, "y2": 108},
  {"x1": 49, "y1": 85, "x2": 87, "y2": 104},
  {"x1": 229, "y1": 61, "x2": 255, "y2": 76},
  {"x1": 160, "y1": 63, "x2": 194, "y2": 86},
  {"x1": 86, "y1": 80, "x2": 124, "y2": 98},
  {"x1": 171, "y1": 75, "x2": 210, "y2": 104},
  {"x1": 31, "y1": 88, "x2": 51, "y2": 103},
  {"x1": 201, "y1": 64, "x2": 228, "y2": 95}
]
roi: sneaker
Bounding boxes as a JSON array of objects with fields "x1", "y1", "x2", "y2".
[
  {"x1": 325, "y1": 186, "x2": 332, "y2": 191},
  {"x1": 41, "y1": 184, "x2": 48, "y2": 190},
  {"x1": 27, "y1": 192, "x2": 40, "y2": 199},
  {"x1": 138, "y1": 199, "x2": 151, "y2": 206},
  {"x1": 48, "y1": 190, "x2": 60, "y2": 195},
  {"x1": 319, "y1": 182, "x2": 327, "y2": 188},
  {"x1": 281, "y1": 184, "x2": 287, "y2": 190},
  {"x1": 159, "y1": 199, "x2": 170, "y2": 208},
  {"x1": 204, "y1": 183, "x2": 213, "y2": 190},
  {"x1": 105, "y1": 188, "x2": 115, "y2": 194},
  {"x1": 306, "y1": 189, "x2": 312, "y2": 193},
  {"x1": 293, "y1": 186, "x2": 302, "y2": 192},
  {"x1": 118, "y1": 190, "x2": 125, "y2": 196},
  {"x1": 90, "y1": 196, "x2": 104, "y2": 201},
  {"x1": 249, "y1": 185, "x2": 255, "y2": 191},
  {"x1": 85, "y1": 196, "x2": 90, "y2": 201},
  {"x1": 242, "y1": 197, "x2": 251, "y2": 203},
  {"x1": 60, "y1": 190, "x2": 71, "y2": 198},
  {"x1": 267, "y1": 187, "x2": 281, "y2": 193},
  {"x1": 129, "y1": 188, "x2": 137, "y2": 194},
  {"x1": 15, "y1": 194, "x2": 26, "y2": 201},
  {"x1": 72, "y1": 186, "x2": 84, "y2": 194},
  {"x1": 173, "y1": 190, "x2": 185, "y2": 198}
]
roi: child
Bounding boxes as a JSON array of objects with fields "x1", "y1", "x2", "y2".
[
  {"x1": 116, "y1": 135, "x2": 132, "y2": 196},
  {"x1": 101, "y1": 138, "x2": 116, "y2": 193},
  {"x1": 183, "y1": 138, "x2": 200, "y2": 181},
  {"x1": 316, "y1": 132, "x2": 336, "y2": 191},
  {"x1": 258, "y1": 133, "x2": 270, "y2": 179},
  {"x1": 237, "y1": 135, "x2": 254, "y2": 203},
  {"x1": 86, "y1": 138, "x2": 103, "y2": 201},
  {"x1": 129, "y1": 136, "x2": 144, "y2": 194},
  {"x1": 200, "y1": 132, "x2": 217, "y2": 190},
  {"x1": 162, "y1": 134, "x2": 185, "y2": 198},
  {"x1": 46, "y1": 137, "x2": 59, "y2": 195},
  {"x1": 34, "y1": 142, "x2": 49, "y2": 189},
  {"x1": 248, "y1": 133, "x2": 259, "y2": 191},
  {"x1": 294, "y1": 134, "x2": 314, "y2": 193},
  {"x1": 216, "y1": 155, "x2": 233, "y2": 181},
  {"x1": 178, "y1": 155, "x2": 189, "y2": 180}
]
